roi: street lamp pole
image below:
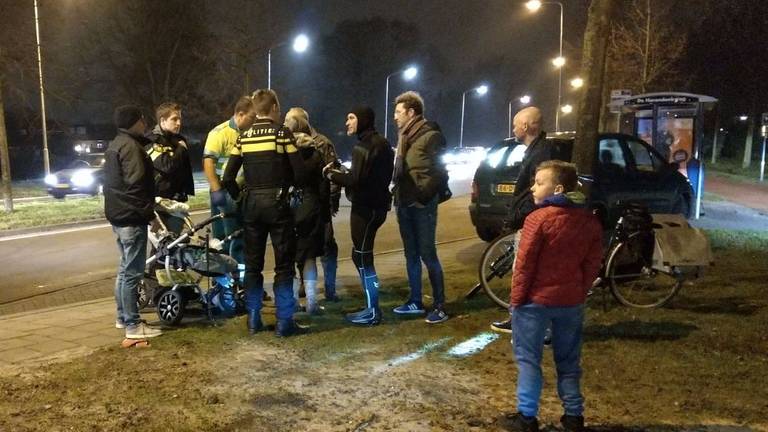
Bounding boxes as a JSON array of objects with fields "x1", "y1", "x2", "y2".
[
  {"x1": 460, "y1": 91, "x2": 467, "y2": 148},
  {"x1": 384, "y1": 66, "x2": 418, "y2": 139},
  {"x1": 508, "y1": 100, "x2": 512, "y2": 138},
  {"x1": 460, "y1": 85, "x2": 488, "y2": 148},
  {"x1": 34, "y1": 0, "x2": 50, "y2": 175},
  {"x1": 554, "y1": 1, "x2": 564, "y2": 132},
  {"x1": 267, "y1": 48, "x2": 272, "y2": 89},
  {"x1": 527, "y1": 1, "x2": 564, "y2": 132},
  {"x1": 384, "y1": 73, "x2": 393, "y2": 139}
]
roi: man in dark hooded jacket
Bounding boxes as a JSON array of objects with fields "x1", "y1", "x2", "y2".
[
  {"x1": 324, "y1": 106, "x2": 394, "y2": 326},
  {"x1": 104, "y1": 105, "x2": 162, "y2": 340}
]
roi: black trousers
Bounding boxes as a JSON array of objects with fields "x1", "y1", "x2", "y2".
[
  {"x1": 350, "y1": 205, "x2": 386, "y2": 269},
  {"x1": 241, "y1": 188, "x2": 296, "y2": 316}
]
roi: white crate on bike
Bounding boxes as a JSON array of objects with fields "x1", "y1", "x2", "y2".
[{"x1": 650, "y1": 214, "x2": 714, "y2": 274}]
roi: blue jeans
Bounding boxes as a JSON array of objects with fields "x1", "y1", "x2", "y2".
[
  {"x1": 396, "y1": 196, "x2": 445, "y2": 307},
  {"x1": 113, "y1": 225, "x2": 148, "y2": 327},
  {"x1": 512, "y1": 303, "x2": 584, "y2": 418},
  {"x1": 211, "y1": 191, "x2": 244, "y2": 264}
]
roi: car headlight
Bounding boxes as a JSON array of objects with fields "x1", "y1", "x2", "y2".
[
  {"x1": 45, "y1": 174, "x2": 58, "y2": 186},
  {"x1": 71, "y1": 170, "x2": 95, "y2": 187}
]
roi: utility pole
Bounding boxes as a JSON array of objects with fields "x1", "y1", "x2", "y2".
[
  {"x1": 0, "y1": 79, "x2": 13, "y2": 212},
  {"x1": 573, "y1": 0, "x2": 619, "y2": 176}
]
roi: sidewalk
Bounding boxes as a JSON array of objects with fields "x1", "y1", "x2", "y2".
[
  {"x1": 0, "y1": 237, "x2": 478, "y2": 367},
  {"x1": 705, "y1": 172, "x2": 768, "y2": 213}
]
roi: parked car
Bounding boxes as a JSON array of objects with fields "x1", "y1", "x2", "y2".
[
  {"x1": 469, "y1": 133, "x2": 694, "y2": 241},
  {"x1": 44, "y1": 153, "x2": 106, "y2": 199}
]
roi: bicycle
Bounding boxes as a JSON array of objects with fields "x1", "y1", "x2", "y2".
[{"x1": 469, "y1": 202, "x2": 685, "y2": 309}]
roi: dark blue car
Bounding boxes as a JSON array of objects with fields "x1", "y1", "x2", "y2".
[{"x1": 469, "y1": 133, "x2": 693, "y2": 241}]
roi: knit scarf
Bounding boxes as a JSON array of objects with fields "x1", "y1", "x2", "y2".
[{"x1": 393, "y1": 115, "x2": 427, "y2": 180}]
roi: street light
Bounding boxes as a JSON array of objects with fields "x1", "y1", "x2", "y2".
[
  {"x1": 570, "y1": 77, "x2": 584, "y2": 89},
  {"x1": 508, "y1": 95, "x2": 533, "y2": 137},
  {"x1": 384, "y1": 65, "x2": 419, "y2": 139},
  {"x1": 526, "y1": 0, "x2": 564, "y2": 132},
  {"x1": 267, "y1": 33, "x2": 310, "y2": 89},
  {"x1": 739, "y1": 115, "x2": 749, "y2": 121},
  {"x1": 33, "y1": 0, "x2": 50, "y2": 175},
  {"x1": 561, "y1": 104, "x2": 573, "y2": 114},
  {"x1": 460, "y1": 84, "x2": 489, "y2": 148}
]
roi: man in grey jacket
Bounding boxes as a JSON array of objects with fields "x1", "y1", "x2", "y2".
[{"x1": 391, "y1": 91, "x2": 450, "y2": 324}]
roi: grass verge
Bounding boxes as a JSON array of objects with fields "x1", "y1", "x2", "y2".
[
  {"x1": 0, "y1": 232, "x2": 766, "y2": 431},
  {"x1": 0, "y1": 193, "x2": 211, "y2": 231}
]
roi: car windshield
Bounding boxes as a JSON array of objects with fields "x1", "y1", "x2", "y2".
[
  {"x1": 69, "y1": 154, "x2": 105, "y2": 169},
  {"x1": 484, "y1": 141, "x2": 525, "y2": 168}
]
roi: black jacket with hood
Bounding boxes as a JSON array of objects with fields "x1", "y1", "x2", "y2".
[
  {"x1": 329, "y1": 106, "x2": 394, "y2": 211},
  {"x1": 104, "y1": 129, "x2": 155, "y2": 226}
]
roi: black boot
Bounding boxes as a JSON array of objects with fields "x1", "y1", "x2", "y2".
[
  {"x1": 247, "y1": 310, "x2": 263, "y2": 334},
  {"x1": 275, "y1": 319, "x2": 309, "y2": 337}
]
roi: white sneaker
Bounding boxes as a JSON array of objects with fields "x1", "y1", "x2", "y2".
[
  {"x1": 125, "y1": 322, "x2": 163, "y2": 339},
  {"x1": 115, "y1": 320, "x2": 126, "y2": 329}
]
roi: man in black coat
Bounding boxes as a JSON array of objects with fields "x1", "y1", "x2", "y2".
[{"x1": 104, "y1": 105, "x2": 162, "y2": 340}]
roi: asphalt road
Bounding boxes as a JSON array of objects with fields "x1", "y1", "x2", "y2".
[{"x1": 0, "y1": 178, "x2": 475, "y2": 309}]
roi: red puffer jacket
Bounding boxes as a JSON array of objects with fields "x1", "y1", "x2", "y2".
[{"x1": 510, "y1": 203, "x2": 603, "y2": 307}]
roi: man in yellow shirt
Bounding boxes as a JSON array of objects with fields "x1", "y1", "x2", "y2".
[{"x1": 203, "y1": 96, "x2": 255, "y2": 264}]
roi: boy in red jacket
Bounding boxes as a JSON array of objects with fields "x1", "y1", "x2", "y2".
[{"x1": 507, "y1": 161, "x2": 603, "y2": 432}]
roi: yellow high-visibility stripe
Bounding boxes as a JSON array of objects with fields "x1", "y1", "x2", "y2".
[
  {"x1": 240, "y1": 135, "x2": 276, "y2": 143},
  {"x1": 276, "y1": 145, "x2": 284, "y2": 154},
  {"x1": 241, "y1": 142, "x2": 277, "y2": 153},
  {"x1": 285, "y1": 144, "x2": 298, "y2": 153}
]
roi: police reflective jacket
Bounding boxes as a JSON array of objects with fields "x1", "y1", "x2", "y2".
[
  {"x1": 222, "y1": 118, "x2": 306, "y2": 199},
  {"x1": 146, "y1": 125, "x2": 195, "y2": 202}
]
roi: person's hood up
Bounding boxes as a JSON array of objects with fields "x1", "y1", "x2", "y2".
[{"x1": 350, "y1": 105, "x2": 375, "y2": 137}]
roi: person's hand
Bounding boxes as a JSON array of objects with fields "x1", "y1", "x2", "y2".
[
  {"x1": 210, "y1": 188, "x2": 228, "y2": 208},
  {"x1": 322, "y1": 161, "x2": 337, "y2": 180}
]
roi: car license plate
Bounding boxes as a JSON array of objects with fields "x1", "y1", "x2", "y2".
[
  {"x1": 496, "y1": 184, "x2": 515, "y2": 193},
  {"x1": 55, "y1": 184, "x2": 69, "y2": 188}
]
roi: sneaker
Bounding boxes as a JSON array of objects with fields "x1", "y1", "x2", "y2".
[
  {"x1": 490, "y1": 318, "x2": 512, "y2": 333},
  {"x1": 424, "y1": 308, "x2": 448, "y2": 324},
  {"x1": 345, "y1": 307, "x2": 381, "y2": 326},
  {"x1": 506, "y1": 413, "x2": 539, "y2": 432},
  {"x1": 560, "y1": 415, "x2": 585, "y2": 432},
  {"x1": 125, "y1": 322, "x2": 163, "y2": 339},
  {"x1": 393, "y1": 301, "x2": 425, "y2": 315},
  {"x1": 115, "y1": 320, "x2": 125, "y2": 329}
]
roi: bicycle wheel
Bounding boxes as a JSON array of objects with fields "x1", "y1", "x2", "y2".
[
  {"x1": 605, "y1": 231, "x2": 682, "y2": 308},
  {"x1": 478, "y1": 231, "x2": 517, "y2": 309}
]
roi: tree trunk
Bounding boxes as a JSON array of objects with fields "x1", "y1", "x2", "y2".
[
  {"x1": 641, "y1": 0, "x2": 651, "y2": 93},
  {"x1": 0, "y1": 79, "x2": 13, "y2": 212},
  {"x1": 574, "y1": 0, "x2": 619, "y2": 176}
]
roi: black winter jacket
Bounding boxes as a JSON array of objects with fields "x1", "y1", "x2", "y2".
[
  {"x1": 514, "y1": 132, "x2": 556, "y2": 196},
  {"x1": 104, "y1": 129, "x2": 155, "y2": 226},
  {"x1": 330, "y1": 129, "x2": 394, "y2": 211},
  {"x1": 146, "y1": 125, "x2": 195, "y2": 202}
]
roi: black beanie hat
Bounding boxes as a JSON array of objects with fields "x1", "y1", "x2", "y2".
[
  {"x1": 114, "y1": 105, "x2": 144, "y2": 129},
  {"x1": 350, "y1": 106, "x2": 375, "y2": 134}
]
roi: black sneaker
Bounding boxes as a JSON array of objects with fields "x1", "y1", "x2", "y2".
[
  {"x1": 506, "y1": 413, "x2": 539, "y2": 432},
  {"x1": 490, "y1": 317, "x2": 512, "y2": 333},
  {"x1": 345, "y1": 307, "x2": 381, "y2": 326},
  {"x1": 560, "y1": 415, "x2": 585, "y2": 432}
]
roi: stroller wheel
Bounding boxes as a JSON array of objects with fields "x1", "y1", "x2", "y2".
[{"x1": 156, "y1": 289, "x2": 185, "y2": 325}]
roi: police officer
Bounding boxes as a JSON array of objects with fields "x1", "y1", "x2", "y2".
[{"x1": 222, "y1": 89, "x2": 307, "y2": 337}]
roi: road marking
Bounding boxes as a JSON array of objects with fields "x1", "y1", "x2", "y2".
[
  {"x1": 375, "y1": 337, "x2": 453, "y2": 373},
  {"x1": 445, "y1": 332, "x2": 500, "y2": 357},
  {"x1": 0, "y1": 209, "x2": 211, "y2": 242}
]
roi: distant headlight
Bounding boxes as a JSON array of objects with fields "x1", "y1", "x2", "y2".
[
  {"x1": 71, "y1": 170, "x2": 95, "y2": 187},
  {"x1": 45, "y1": 174, "x2": 58, "y2": 185}
]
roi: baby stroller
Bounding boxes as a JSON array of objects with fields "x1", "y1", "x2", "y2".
[{"x1": 142, "y1": 199, "x2": 244, "y2": 325}]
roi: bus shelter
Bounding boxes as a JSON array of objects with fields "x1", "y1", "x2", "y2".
[{"x1": 611, "y1": 92, "x2": 718, "y2": 219}]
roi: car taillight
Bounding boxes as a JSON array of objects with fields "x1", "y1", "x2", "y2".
[{"x1": 471, "y1": 180, "x2": 478, "y2": 201}]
